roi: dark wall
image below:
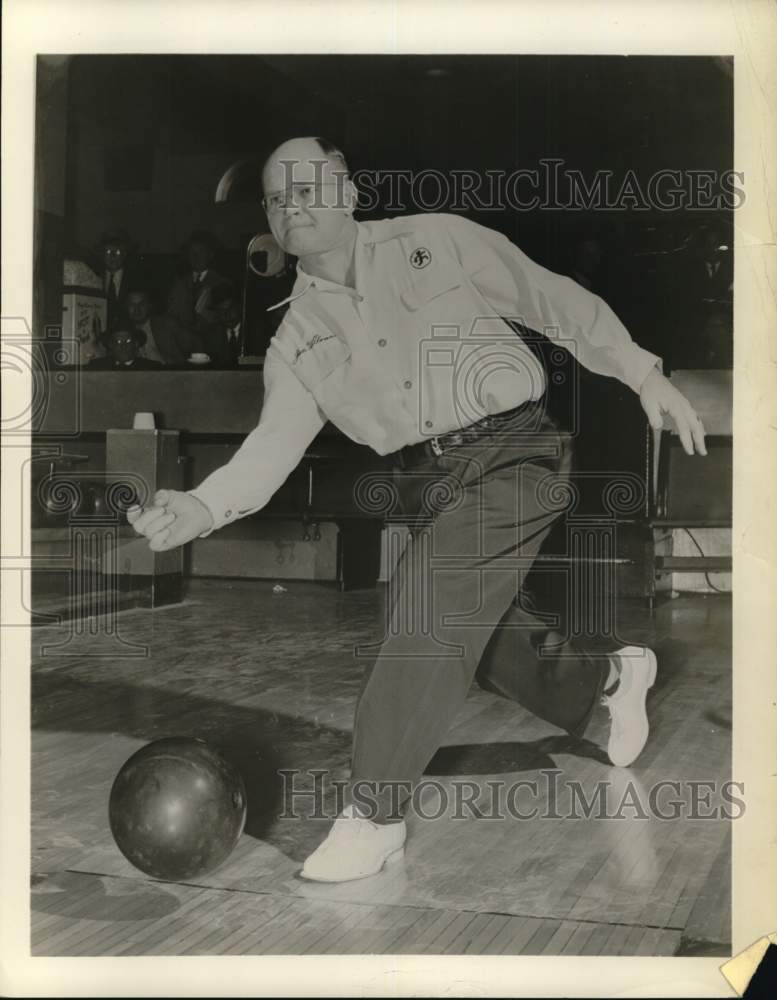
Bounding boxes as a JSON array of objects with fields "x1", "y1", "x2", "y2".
[
  {"x1": 38, "y1": 54, "x2": 733, "y2": 363},
  {"x1": 34, "y1": 57, "x2": 71, "y2": 338}
]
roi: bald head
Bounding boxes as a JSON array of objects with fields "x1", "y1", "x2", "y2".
[
  {"x1": 262, "y1": 137, "x2": 349, "y2": 194},
  {"x1": 261, "y1": 136, "x2": 357, "y2": 259}
]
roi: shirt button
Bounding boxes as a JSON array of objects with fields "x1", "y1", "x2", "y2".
[
  {"x1": 378, "y1": 338, "x2": 387, "y2": 347},
  {"x1": 425, "y1": 420, "x2": 433, "y2": 428},
  {"x1": 225, "y1": 510, "x2": 232, "y2": 518},
  {"x1": 403, "y1": 380, "x2": 413, "y2": 389}
]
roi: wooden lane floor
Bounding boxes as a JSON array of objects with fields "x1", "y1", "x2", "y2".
[{"x1": 30, "y1": 579, "x2": 732, "y2": 956}]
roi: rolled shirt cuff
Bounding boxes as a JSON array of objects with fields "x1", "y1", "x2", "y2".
[
  {"x1": 187, "y1": 486, "x2": 238, "y2": 536},
  {"x1": 623, "y1": 346, "x2": 663, "y2": 394}
]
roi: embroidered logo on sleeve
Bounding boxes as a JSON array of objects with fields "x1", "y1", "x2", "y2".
[
  {"x1": 293, "y1": 333, "x2": 338, "y2": 364},
  {"x1": 409, "y1": 247, "x2": 432, "y2": 269}
]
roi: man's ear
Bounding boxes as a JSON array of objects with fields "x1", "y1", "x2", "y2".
[{"x1": 344, "y1": 178, "x2": 359, "y2": 215}]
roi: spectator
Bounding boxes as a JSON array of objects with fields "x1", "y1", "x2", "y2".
[
  {"x1": 97, "y1": 229, "x2": 145, "y2": 332},
  {"x1": 126, "y1": 289, "x2": 202, "y2": 365},
  {"x1": 203, "y1": 283, "x2": 243, "y2": 368},
  {"x1": 87, "y1": 326, "x2": 164, "y2": 369},
  {"x1": 685, "y1": 223, "x2": 733, "y2": 305},
  {"x1": 166, "y1": 231, "x2": 226, "y2": 338}
]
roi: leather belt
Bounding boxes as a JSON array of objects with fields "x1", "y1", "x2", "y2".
[{"x1": 392, "y1": 401, "x2": 539, "y2": 468}]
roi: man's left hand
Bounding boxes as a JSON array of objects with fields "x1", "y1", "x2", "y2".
[{"x1": 639, "y1": 367, "x2": 707, "y2": 456}]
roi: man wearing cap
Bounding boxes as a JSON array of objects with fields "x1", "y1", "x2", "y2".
[{"x1": 129, "y1": 137, "x2": 707, "y2": 883}]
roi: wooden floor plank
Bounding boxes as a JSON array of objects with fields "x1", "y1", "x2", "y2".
[
  {"x1": 579, "y1": 921, "x2": 621, "y2": 956},
  {"x1": 560, "y1": 920, "x2": 598, "y2": 955},
  {"x1": 144, "y1": 892, "x2": 264, "y2": 957},
  {"x1": 495, "y1": 916, "x2": 546, "y2": 955},
  {"x1": 384, "y1": 906, "x2": 458, "y2": 954},
  {"x1": 46, "y1": 887, "x2": 171, "y2": 957},
  {"x1": 298, "y1": 902, "x2": 369, "y2": 955},
  {"x1": 443, "y1": 912, "x2": 504, "y2": 955},
  {"x1": 602, "y1": 922, "x2": 635, "y2": 955},
  {"x1": 108, "y1": 888, "x2": 215, "y2": 957},
  {"x1": 32, "y1": 876, "x2": 108, "y2": 937},
  {"x1": 422, "y1": 910, "x2": 480, "y2": 953},
  {"x1": 461, "y1": 913, "x2": 513, "y2": 954},
  {"x1": 337, "y1": 904, "x2": 418, "y2": 955},
  {"x1": 179, "y1": 893, "x2": 288, "y2": 956},
  {"x1": 252, "y1": 899, "x2": 348, "y2": 956},
  {"x1": 378, "y1": 907, "x2": 442, "y2": 955},
  {"x1": 70, "y1": 888, "x2": 238, "y2": 958},
  {"x1": 387, "y1": 908, "x2": 456, "y2": 954},
  {"x1": 634, "y1": 926, "x2": 664, "y2": 956},
  {"x1": 212, "y1": 895, "x2": 299, "y2": 955},
  {"x1": 541, "y1": 920, "x2": 581, "y2": 955},
  {"x1": 522, "y1": 918, "x2": 562, "y2": 955}
]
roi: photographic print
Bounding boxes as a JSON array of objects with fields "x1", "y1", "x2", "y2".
[{"x1": 2, "y1": 2, "x2": 775, "y2": 997}]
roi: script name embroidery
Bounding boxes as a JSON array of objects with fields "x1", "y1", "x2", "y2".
[{"x1": 293, "y1": 333, "x2": 339, "y2": 364}]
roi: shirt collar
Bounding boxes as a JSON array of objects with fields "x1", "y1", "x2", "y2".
[
  {"x1": 266, "y1": 270, "x2": 314, "y2": 312},
  {"x1": 266, "y1": 265, "x2": 367, "y2": 312},
  {"x1": 359, "y1": 219, "x2": 416, "y2": 246},
  {"x1": 266, "y1": 221, "x2": 412, "y2": 312}
]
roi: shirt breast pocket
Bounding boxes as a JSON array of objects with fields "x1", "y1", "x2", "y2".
[
  {"x1": 279, "y1": 334, "x2": 352, "y2": 394},
  {"x1": 401, "y1": 272, "x2": 463, "y2": 312}
]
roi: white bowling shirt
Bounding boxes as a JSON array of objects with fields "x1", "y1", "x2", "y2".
[{"x1": 191, "y1": 213, "x2": 660, "y2": 530}]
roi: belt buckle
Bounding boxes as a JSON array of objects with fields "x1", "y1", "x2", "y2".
[{"x1": 430, "y1": 436, "x2": 444, "y2": 457}]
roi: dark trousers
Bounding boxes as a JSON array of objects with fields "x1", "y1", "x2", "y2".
[{"x1": 350, "y1": 404, "x2": 609, "y2": 819}]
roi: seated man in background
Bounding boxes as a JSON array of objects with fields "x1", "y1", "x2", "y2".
[
  {"x1": 203, "y1": 282, "x2": 243, "y2": 368},
  {"x1": 166, "y1": 230, "x2": 226, "y2": 340},
  {"x1": 126, "y1": 288, "x2": 202, "y2": 365},
  {"x1": 87, "y1": 326, "x2": 164, "y2": 370}
]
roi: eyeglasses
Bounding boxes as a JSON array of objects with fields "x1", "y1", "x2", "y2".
[{"x1": 262, "y1": 182, "x2": 345, "y2": 214}]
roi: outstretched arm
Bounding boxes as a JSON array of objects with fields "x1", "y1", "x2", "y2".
[
  {"x1": 128, "y1": 342, "x2": 327, "y2": 551},
  {"x1": 446, "y1": 216, "x2": 707, "y2": 455}
]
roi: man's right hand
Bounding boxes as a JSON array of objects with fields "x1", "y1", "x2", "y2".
[{"x1": 127, "y1": 490, "x2": 214, "y2": 551}]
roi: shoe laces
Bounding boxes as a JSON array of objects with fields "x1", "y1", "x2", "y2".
[
  {"x1": 332, "y1": 806, "x2": 373, "y2": 838},
  {"x1": 601, "y1": 693, "x2": 624, "y2": 735}
]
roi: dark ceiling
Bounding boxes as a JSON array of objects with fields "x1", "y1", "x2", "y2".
[{"x1": 66, "y1": 53, "x2": 733, "y2": 176}]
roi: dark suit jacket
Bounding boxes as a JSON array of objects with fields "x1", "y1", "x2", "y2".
[
  {"x1": 165, "y1": 269, "x2": 227, "y2": 338},
  {"x1": 685, "y1": 257, "x2": 733, "y2": 305},
  {"x1": 141, "y1": 314, "x2": 203, "y2": 364},
  {"x1": 99, "y1": 261, "x2": 149, "y2": 331},
  {"x1": 203, "y1": 324, "x2": 242, "y2": 368}
]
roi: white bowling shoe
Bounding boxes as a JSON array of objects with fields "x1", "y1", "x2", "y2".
[
  {"x1": 300, "y1": 804, "x2": 406, "y2": 883},
  {"x1": 602, "y1": 646, "x2": 658, "y2": 767}
]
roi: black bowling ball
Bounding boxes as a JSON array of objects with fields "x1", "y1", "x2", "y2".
[{"x1": 109, "y1": 737, "x2": 246, "y2": 881}]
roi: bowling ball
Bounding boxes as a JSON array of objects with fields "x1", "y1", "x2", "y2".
[{"x1": 109, "y1": 737, "x2": 246, "y2": 881}]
